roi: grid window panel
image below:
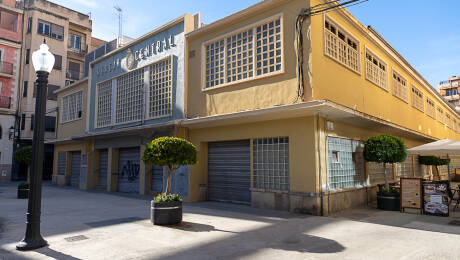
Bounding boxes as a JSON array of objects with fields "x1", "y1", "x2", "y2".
[
  {"x1": 205, "y1": 40, "x2": 225, "y2": 88},
  {"x1": 411, "y1": 85, "x2": 424, "y2": 112},
  {"x1": 61, "y1": 91, "x2": 82, "y2": 123},
  {"x1": 149, "y1": 57, "x2": 173, "y2": 119},
  {"x1": 365, "y1": 50, "x2": 388, "y2": 91},
  {"x1": 96, "y1": 80, "x2": 112, "y2": 127},
  {"x1": 368, "y1": 162, "x2": 393, "y2": 185},
  {"x1": 426, "y1": 98, "x2": 435, "y2": 119},
  {"x1": 392, "y1": 71, "x2": 408, "y2": 103},
  {"x1": 255, "y1": 18, "x2": 282, "y2": 76},
  {"x1": 328, "y1": 137, "x2": 365, "y2": 190},
  {"x1": 396, "y1": 155, "x2": 413, "y2": 179},
  {"x1": 324, "y1": 18, "x2": 360, "y2": 74},
  {"x1": 115, "y1": 68, "x2": 144, "y2": 124},
  {"x1": 253, "y1": 137, "x2": 289, "y2": 191},
  {"x1": 227, "y1": 29, "x2": 254, "y2": 83}
]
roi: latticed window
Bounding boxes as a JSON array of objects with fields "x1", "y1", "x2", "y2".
[
  {"x1": 392, "y1": 70, "x2": 408, "y2": 103},
  {"x1": 149, "y1": 56, "x2": 172, "y2": 119},
  {"x1": 61, "y1": 91, "x2": 82, "y2": 123},
  {"x1": 96, "y1": 80, "x2": 112, "y2": 128},
  {"x1": 368, "y1": 162, "x2": 393, "y2": 185},
  {"x1": 396, "y1": 156, "x2": 413, "y2": 179},
  {"x1": 365, "y1": 49, "x2": 387, "y2": 91},
  {"x1": 203, "y1": 15, "x2": 283, "y2": 89},
  {"x1": 426, "y1": 97, "x2": 435, "y2": 119},
  {"x1": 115, "y1": 68, "x2": 144, "y2": 124},
  {"x1": 411, "y1": 85, "x2": 424, "y2": 112},
  {"x1": 253, "y1": 137, "x2": 289, "y2": 191},
  {"x1": 437, "y1": 106, "x2": 444, "y2": 123},
  {"x1": 324, "y1": 17, "x2": 360, "y2": 74},
  {"x1": 328, "y1": 137, "x2": 365, "y2": 190},
  {"x1": 446, "y1": 113, "x2": 452, "y2": 128}
]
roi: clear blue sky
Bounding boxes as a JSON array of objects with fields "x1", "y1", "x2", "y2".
[{"x1": 51, "y1": 0, "x2": 460, "y2": 88}]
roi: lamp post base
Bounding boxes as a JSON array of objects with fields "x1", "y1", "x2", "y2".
[{"x1": 16, "y1": 236, "x2": 47, "y2": 251}]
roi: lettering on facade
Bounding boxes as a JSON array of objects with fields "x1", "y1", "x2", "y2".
[
  {"x1": 96, "y1": 34, "x2": 176, "y2": 77},
  {"x1": 121, "y1": 160, "x2": 140, "y2": 182}
]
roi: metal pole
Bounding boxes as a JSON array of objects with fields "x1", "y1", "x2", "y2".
[
  {"x1": 447, "y1": 154, "x2": 450, "y2": 182},
  {"x1": 16, "y1": 71, "x2": 48, "y2": 251}
]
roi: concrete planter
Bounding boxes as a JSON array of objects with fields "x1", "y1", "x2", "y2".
[
  {"x1": 150, "y1": 200, "x2": 182, "y2": 225},
  {"x1": 17, "y1": 188, "x2": 29, "y2": 199},
  {"x1": 377, "y1": 192, "x2": 400, "y2": 211}
]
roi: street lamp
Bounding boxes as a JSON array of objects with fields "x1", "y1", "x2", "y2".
[
  {"x1": 8, "y1": 126, "x2": 15, "y2": 140},
  {"x1": 16, "y1": 40, "x2": 54, "y2": 251}
]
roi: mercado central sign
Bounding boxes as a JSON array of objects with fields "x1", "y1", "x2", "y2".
[{"x1": 95, "y1": 35, "x2": 176, "y2": 77}]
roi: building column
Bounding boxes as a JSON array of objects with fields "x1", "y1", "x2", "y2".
[
  {"x1": 107, "y1": 147, "x2": 119, "y2": 192},
  {"x1": 84, "y1": 141, "x2": 98, "y2": 189}
]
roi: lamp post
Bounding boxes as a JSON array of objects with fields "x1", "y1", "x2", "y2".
[{"x1": 16, "y1": 40, "x2": 54, "y2": 251}]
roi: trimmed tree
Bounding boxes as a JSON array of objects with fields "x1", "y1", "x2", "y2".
[
  {"x1": 14, "y1": 146, "x2": 32, "y2": 183},
  {"x1": 142, "y1": 137, "x2": 197, "y2": 195},
  {"x1": 363, "y1": 135, "x2": 407, "y2": 191}
]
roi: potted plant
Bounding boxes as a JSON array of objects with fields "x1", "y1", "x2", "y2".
[
  {"x1": 14, "y1": 146, "x2": 32, "y2": 199},
  {"x1": 364, "y1": 134, "x2": 407, "y2": 211},
  {"x1": 418, "y1": 156, "x2": 450, "y2": 181},
  {"x1": 142, "y1": 137, "x2": 197, "y2": 225}
]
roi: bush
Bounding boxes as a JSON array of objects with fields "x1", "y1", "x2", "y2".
[
  {"x1": 418, "y1": 156, "x2": 450, "y2": 166},
  {"x1": 14, "y1": 146, "x2": 32, "y2": 166},
  {"x1": 154, "y1": 193, "x2": 181, "y2": 202},
  {"x1": 18, "y1": 182, "x2": 29, "y2": 189}
]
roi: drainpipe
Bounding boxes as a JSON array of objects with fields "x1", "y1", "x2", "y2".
[{"x1": 317, "y1": 114, "x2": 324, "y2": 216}]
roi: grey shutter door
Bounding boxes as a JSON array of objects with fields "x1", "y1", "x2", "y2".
[
  {"x1": 118, "y1": 147, "x2": 140, "y2": 193},
  {"x1": 98, "y1": 149, "x2": 108, "y2": 187},
  {"x1": 151, "y1": 166, "x2": 164, "y2": 193},
  {"x1": 57, "y1": 152, "x2": 66, "y2": 175},
  {"x1": 70, "y1": 151, "x2": 81, "y2": 187},
  {"x1": 208, "y1": 140, "x2": 251, "y2": 204}
]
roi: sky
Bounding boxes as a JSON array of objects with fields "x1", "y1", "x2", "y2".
[{"x1": 50, "y1": 0, "x2": 460, "y2": 88}]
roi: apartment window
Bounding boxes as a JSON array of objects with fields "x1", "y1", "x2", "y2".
[
  {"x1": 411, "y1": 85, "x2": 424, "y2": 112},
  {"x1": 149, "y1": 56, "x2": 173, "y2": 119},
  {"x1": 25, "y1": 49, "x2": 30, "y2": 64},
  {"x1": 446, "y1": 114, "x2": 451, "y2": 128},
  {"x1": 116, "y1": 68, "x2": 144, "y2": 124},
  {"x1": 47, "y1": 84, "x2": 60, "y2": 101},
  {"x1": 27, "y1": 17, "x2": 32, "y2": 34},
  {"x1": 0, "y1": 9, "x2": 18, "y2": 32},
  {"x1": 45, "y1": 116, "x2": 56, "y2": 132},
  {"x1": 69, "y1": 34, "x2": 81, "y2": 51},
  {"x1": 67, "y1": 61, "x2": 81, "y2": 80},
  {"x1": 21, "y1": 114, "x2": 25, "y2": 130},
  {"x1": 30, "y1": 114, "x2": 34, "y2": 130},
  {"x1": 96, "y1": 80, "x2": 113, "y2": 128},
  {"x1": 37, "y1": 20, "x2": 50, "y2": 36},
  {"x1": 437, "y1": 106, "x2": 444, "y2": 124},
  {"x1": 50, "y1": 24, "x2": 64, "y2": 40},
  {"x1": 392, "y1": 70, "x2": 408, "y2": 103},
  {"x1": 53, "y1": 55, "x2": 62, "y2": 70},
  {"x1": 253, "y1": 137, "x2": 289, "y2": 191},
  {"x1": 203, "y1": 15, "x2": 283, "y2": 89},
  {"x1": 61, "y1": 91, "x2": 82, "y2": 123},
  {"x1": 365, "y1": 48, "x2": 387, "y2": 91},
  {"x1": 426, "y1": 97, "x2": 435, "y2": 119},
  {"x1": 23, "y1": 81, "x2": 28, "y2": 97},
  {"x1": 324, "y1": 17, "x2": 360, "y2": 73}
]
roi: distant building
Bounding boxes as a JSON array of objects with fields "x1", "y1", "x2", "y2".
[
  {"x1": 0, "y1": 0, "x2": 23, "y2": 181},
  {"x1": 438, "y1": 76, "x2": 460, "y2": 112}
]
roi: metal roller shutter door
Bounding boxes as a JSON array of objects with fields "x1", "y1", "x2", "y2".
[
  {"x1": 118, "y1": 147, "x2": 140, "y2": 193},
  {"x1": 151, "y1": 166, "x2": 164, "y2": 193},
  {"x1": 57, "y1": 152, "x2": 66, "y2": 176},
  {"x1": 208, "y1": 140, "x2": 251, "y2": 204},
  {"x1": 70, "y1": 151, "x2": 81, "y2": 187},
  {"x1": 98, "y1": 149, "x2": 108, "y2": 187}
]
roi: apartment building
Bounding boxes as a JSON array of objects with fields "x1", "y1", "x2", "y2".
[
  {"x1": 13, "y1": 0, "x2": 103, "y2": 180},
  {"x1": 438, "y1": 76, "x2": 460, "y2": 112},
  {"x1": 0, "y1": 0, "x2": 22, "y2": 181}
]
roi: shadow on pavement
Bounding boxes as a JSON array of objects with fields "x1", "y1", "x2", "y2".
[
  {"x1": 167, "y1": 221, "x2": 238, "y2": 234},
  {"x1": 36, "y1": 247, "x2": 82, "y2": 260}
]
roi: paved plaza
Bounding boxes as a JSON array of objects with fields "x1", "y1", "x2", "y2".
[{"x1": 1, "y1": 182, "x2": 460, "y2": 260}]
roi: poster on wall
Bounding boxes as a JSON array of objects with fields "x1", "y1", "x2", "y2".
[
  {"x1": 400, "y1": 178, "x2": 422, "y2": 213},
  {"x1": 423, "y1": 181, "x2": 449, "y2": 217}
]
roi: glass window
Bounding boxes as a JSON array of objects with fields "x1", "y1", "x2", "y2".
[
  {"x1": 70, "y1": 34, "x2": 82, "y2": 51},
  {"x1": 61, "y1": 91, "x2": 82, "y2": 123},
  {"x1": 149, "y1": 56, "x2": 173, "y2": 119},
  {"x1": 253, "y1": 137, "x2": 289, "y2": 191},
  {"x1": 96, "y1": 80, "x2": 113, "y2": 128}
]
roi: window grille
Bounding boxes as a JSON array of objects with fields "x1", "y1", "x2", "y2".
[
  {"x1": 392, "y1": 70, "x2": 408, "y2": 103},
  {"x1": 426, "y1": 97, "x2": 435, "y2": 119},
  {"x1": 149, "y1": 57, "x2": 173, "y2": 119},
  {"x1": 411, "y1": 85, "x2": 424, "y2": 112},
  {"x1": 324, "y1": 18, "x2": 360, "y2": 74},
  {"x1": 396, "y1": 156, "x2": 413, "y2": 179},
  {"x1": 437, "y1": 107, "x2": 444, "y2": 124},
  {"x1": 61, "y1": 91, "x2": 82, "y2": 123},
  {"x1": 203, "y1": 15, "x2": 283, "y2": 89},
  {"x1": 96, "y1": 80, "x2": 112, "y2": 127},
  {"x1": 253, "y1": 137, "x2": 289, "y2": 191},
  {"x1": 115, "y1": 68, "x2": 144, "y2": 124},
  {"x1": 365, "y1": 49, "x2": 387, "y2": 91},
  {"x1": 328, "y1": 137, "x2": 365, "y2": 190}
]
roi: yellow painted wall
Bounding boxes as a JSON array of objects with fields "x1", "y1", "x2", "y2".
[
  {"x1": 56, "y1": 80, "x2": 87, "y2": 139},
  {"x1": 187, "y1": 116, "x2": 317, "y2": 202},
  {"x1": 310, "y1": 0, "x2": 460, "y2": 141}
]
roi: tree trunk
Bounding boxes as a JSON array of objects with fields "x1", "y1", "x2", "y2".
[
  {"x1": 383, "y1": 163, "x2": 390, "y2": 191},
  {"x1": 165, "y1": 167, "x2": 173, "y2": 195}
]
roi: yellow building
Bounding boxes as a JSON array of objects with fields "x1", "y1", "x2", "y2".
[{"x1": 183, "y1": 0, "x2": 460, "y2": 215}]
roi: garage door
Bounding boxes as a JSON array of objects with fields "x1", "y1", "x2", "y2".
[
  {"x1": 151, "y1": 166, "x2": 164, "y2": 193},
  {"x1": 98, "y1": 149, "x2": 108, "y2": 187},
  {"x1": 57, "y1": 152, "x2": 66, "y2": 176},
  {"x1": 118, "y1": 147, "x2": 140, "y2": 193},
  {"x1": 70, "y1": 151, "x2": 81, "y2": 187},
  {"x1": 208, "y1": 140, "x2": 251, "y2": 204}
]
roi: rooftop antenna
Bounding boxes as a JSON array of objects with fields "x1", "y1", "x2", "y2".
[{"x1": 114, "y1": 5, "x2": 122, "y2": 46}]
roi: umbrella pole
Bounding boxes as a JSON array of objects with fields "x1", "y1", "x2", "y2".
[{"x1": 447, "y1": 154, "x2": 450, "y2": 182}]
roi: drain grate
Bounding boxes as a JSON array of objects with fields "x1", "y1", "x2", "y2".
[
  {"x1": 65, "y1": 235, "x2": 89, "y2": 242},
  {"x1": 448, "y1": 220, "x2": 460, "y2": 226}
]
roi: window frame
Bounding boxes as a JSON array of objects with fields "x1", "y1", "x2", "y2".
[
  {"x1": 425, "y1": 97, "x2": 435, "y2": 119},
  {"x1": 437, "y1": 106, "x2": 444, "y2": 124},
  {"x1": 391, "y1": 68, "x2": 409, "y2": 103},
  {"x1": 69, "y1": 33, "x2": 82, "y2": 51},
  {"x1": 201, "y1": 13, "x2": 285, "y2": 91},
  {"x1": 60, "y1": 90, "x2": 83, "y2": 124},
  {"x1": 37, "y1": 20, "x2": 50, "y2": 36},
  {"x1": 364, "y1": 46, "x2": 388, "y2": 91},
  {"x1": 410, "y1": 84, "x2": 424, "y2": 113}
]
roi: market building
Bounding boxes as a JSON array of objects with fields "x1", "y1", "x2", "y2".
[
  {"x1": 182, "y1": 0, "x2": 460, "y2": 215},
  {"x1": 51, "y1": 14, "x2": 201, "y2": 195}
]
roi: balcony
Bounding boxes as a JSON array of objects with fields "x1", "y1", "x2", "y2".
[
  {"x1": 439, "y1": 81, "x2": 459, "y2": 90},
  {"x1": 0, "y1": 61, "x2": 13, "y2": 76},
  {"x1": 444, "y1": 94, "x2": 460, "y2": 101},
  {"x1": 0, "y1": 96, "x2": 11, "y2": 109},
  {"x1": 67, "y1": 45, "x2": 88, "y2": 57},
  {"x1": 66, "y1": 69, "x2": 83, "y2": 81}
]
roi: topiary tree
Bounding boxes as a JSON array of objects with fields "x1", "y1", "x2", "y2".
[
  {"x1": 418, "y1": 156, "x2": 450, "y2": 180},
  {"x1": 142, "y1": 137, "x2": 197, "y2": 195},
  {"x1": 14, "y1": 146, "x2": 32, "y2": 183},
  {"x1": 363, "y1": 135, "x2": 407, "y2": 191}
]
